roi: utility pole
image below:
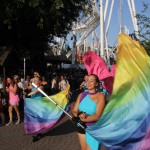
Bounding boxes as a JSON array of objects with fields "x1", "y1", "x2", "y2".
[
  {"x1": 72, "y1": 33, "x2": 76, "y2": 65},
  {"x1": 100, "y1": 0, "x2": 104, "y2": 58}
]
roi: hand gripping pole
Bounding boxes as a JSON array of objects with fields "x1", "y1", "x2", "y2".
[{"x1": 32, "y1": 83, "x2": 85, "y2": 129}]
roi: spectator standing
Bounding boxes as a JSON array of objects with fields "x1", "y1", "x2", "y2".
[
  {"x1": 41, "y1": 76, "x2": 49, "y2": 94},
  {"x1": 59, "y1": 75, "x2": 69, "y2": 91},
  {"x1": 5, "y1": 77, "x2": 20, "y2": 126},
  {"x1": 51, "y1": 74, "x2": 59, "y2": 95},
  {"x1": 0, "y1": 90, "x2": 5, "y2": 126},
  {"x1": 80, "y1": 74, "x2": 88, "y2": 91},
  {"x1": 30, "y1": 72, "x2": 40, "y2": 84},
  {"x1": 0, "y1": 77, "x2": 3, "y2": 90}
]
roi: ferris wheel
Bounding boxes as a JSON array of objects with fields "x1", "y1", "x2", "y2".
[{"x1": 70, "y1": 0, "x2": 139, "y2": 65}]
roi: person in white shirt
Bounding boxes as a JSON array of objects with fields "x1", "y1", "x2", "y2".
[
  {"x1": 0, "y1": 77, "x2": 3, "y2": 90},
  {"x1": 59, "y1": 75, "x2": 69, "y2": 91},
  {"x1": 30, "y1": 72, "x2": 40, "y2": 84}
]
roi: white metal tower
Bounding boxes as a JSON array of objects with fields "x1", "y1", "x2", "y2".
[{"x1": 70, "y1": 0, "x2": 139, "y2": 65}]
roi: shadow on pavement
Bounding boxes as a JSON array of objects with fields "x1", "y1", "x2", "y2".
[{"x1": 36, "y1": 119, "x2": 77, "y2": 141}]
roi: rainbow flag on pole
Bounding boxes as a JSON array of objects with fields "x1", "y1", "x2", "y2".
[
  {"x1": 24, "y1": 86, "x2": 70, "y2": 135},
  {"x1": 85, "y1": 34, "x2": 150, "y2": 149}
]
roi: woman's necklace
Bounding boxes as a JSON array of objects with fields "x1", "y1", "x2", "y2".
[{"x1": 88, "y1": 90, "x2": 98, "y2": 95}]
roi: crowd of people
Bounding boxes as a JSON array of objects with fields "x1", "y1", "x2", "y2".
[
  {"x1": 0, "y1": 68, "x2": 88, "y2": 126},
  {"x1": 0, "y1": 67, "x2": 108, "y2": 150}
]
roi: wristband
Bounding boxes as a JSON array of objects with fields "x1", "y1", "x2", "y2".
[{"x1": 77, "y1": 111, "x2": 85, "y2": 117}]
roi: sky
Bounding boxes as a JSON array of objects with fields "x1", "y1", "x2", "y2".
[{"x1": 66, "y1": 0, "x2": 149, "y2": 49}]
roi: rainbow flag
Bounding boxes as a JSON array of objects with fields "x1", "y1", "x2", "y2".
[
  {"x1": 83, "y1": 50, "x2": 115, "y2": 94},
  {"x1": 24, "y1": 85, "x2": 70, "y2": 135},
  {"x1": 86, "y1": 34, "x2": 150, "y2": 149}
]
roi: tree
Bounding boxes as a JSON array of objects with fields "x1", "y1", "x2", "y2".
[
  {"x1": 136, "y1": 2, "x2": 150, "y2": 55},
  {"x1": 0, "y1": 0, "x2": 88, "y2": 75},
  {"x1": 0, "y1": 0, "x2": 85, "y2": 41},
  {"x1": 0, "y1": 0, "x2": 87, "y2": 56}
]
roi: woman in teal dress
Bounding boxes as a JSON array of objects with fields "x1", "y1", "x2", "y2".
[
  {"x1": 72, "y1": 74, "x2": 105, "y2": 150},
  {"x1": 80, "y1": 74, "x2": 88, "y2": 92},
  {"x1": 26, "y1": 77, "x2": 43, "y2": 142},
  {"x1": 27, "y1": 77, "x2": 43, "y2": 99}
]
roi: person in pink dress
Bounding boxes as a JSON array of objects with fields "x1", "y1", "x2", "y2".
[{"x1": 5, "y1": 77, "x2": 20, "y2": 126}]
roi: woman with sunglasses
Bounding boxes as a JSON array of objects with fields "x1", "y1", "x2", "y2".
[{"x1": 30, "y1": 72, "x2": 40, "y2": 84}]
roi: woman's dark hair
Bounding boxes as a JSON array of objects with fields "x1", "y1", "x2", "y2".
[
  {"x1": 88, "y1": 74, "x2": 100, "y2": 90},
  {"x1": 89, "y1": 74, "x2": 100, "y2": 83},
  {"x1": 7, "y1": 76, "x2": 16, "y2": 87},
  {"x1": 38, "y1": 77, "x2": 42, "y2": 82}
]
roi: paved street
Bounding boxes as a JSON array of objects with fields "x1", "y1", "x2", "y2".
[
  {"x1": 0, "y1": 106, "x2": 84, "y2": 150},
  {"x1": 0, "y1": 105, "x2": 106, "y2": 150},
  {"x1": 0, "y1": 112, "x2": 81, "y2": 150}
]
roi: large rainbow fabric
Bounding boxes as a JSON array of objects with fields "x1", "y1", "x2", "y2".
[
  {"x1": 24, "y1": 86, "x2": 70, "y2": 135},
  {"x1": 83, "y1": 50, "x2": 116, "y2": 94},
  {"x1": 85, "y1": 34, "x2": 150, "y2": 149}
]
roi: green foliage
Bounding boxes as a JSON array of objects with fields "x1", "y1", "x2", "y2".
[
  {"x1": 0, "y1": 0, "x2": 87, "y2": 46},
  {"x1": 143, "y1": 40, "x2": 150, "y2": 56},
  {"x1": 136, "y1": 2, "x2": 150, "y2": 55},
  {"x1": 136, "y1": 2, "x2": 150, "y2": 42}
]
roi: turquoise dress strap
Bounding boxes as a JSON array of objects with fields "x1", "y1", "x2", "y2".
[{"x1": 83, "y1": 82, "x2": 88, "y2": 92}]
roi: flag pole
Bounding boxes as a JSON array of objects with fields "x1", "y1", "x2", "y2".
[{"x1": 32, "y1": 83, "x2": 85, "y2": 129}]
